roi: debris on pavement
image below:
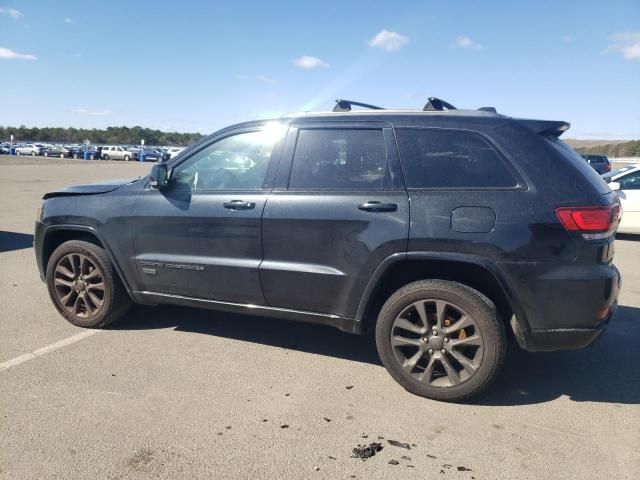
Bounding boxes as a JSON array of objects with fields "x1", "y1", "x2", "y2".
[
  {"x1": 323, "y1": 417, "x2": 331, "y2": 422},
  {"x1": 387, "y1": 440, "x2": 411, "y2": 450},
  {"x1": 351, "y1": 442, "x2": 383, "y2": 460},
  {"x1": 401, "y1": 455, "x2": 411, "y2": 461},
  {"x1": 280, "y1": 424, "x2": 289, "y2": 429},
  {"x1": 388, "y1": 459, "x2": 399, "y2": 465},
  {"x1": 457, "y1": 466, "x2": 473, "y2": 471},
  {"x1": 346, "y1": 385, "x2": 354, "y2": 389}
]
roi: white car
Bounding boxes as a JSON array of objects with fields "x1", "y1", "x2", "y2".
[
  {"x1": 101, "y1": 145, "x2": 134, "y2": 161},
  {"x1": 166, "y1": 147, "x2": 185, "y2": 159},
  {"x1": 15, "y1": 144, "x2": 42, "y2": 156},
  {"x1": 603, "y1": 164, "x2": 640, "y2": 234}
]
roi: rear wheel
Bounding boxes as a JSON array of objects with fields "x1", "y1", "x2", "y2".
[
  {"x1": 32, "y1": 151, "x2": 37, "y2": 156},
  {"x1": 46, "y1": 240, "x2": 131, "y2": 328},
  {"x1": 44, "y1": 152, "x2": 49, "y2": 157},
  {"x1": 375, "y1": 279, "x2": 505, "y2": 402},
  {"x1": 103, "y1": 154, "x2": 110, "y2": 160},
  {"x1": 124, "y1": 154, "x2": 130, "y2": 161},
  {"x1": 60, "y1": 153, "x2": 65, "y2": 159},
  {"x1": 73, "y1": 153, "x2": 79, "y2": 159}
]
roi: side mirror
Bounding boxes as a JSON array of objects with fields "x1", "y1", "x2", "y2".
[
  {"x1": 149, "y1": 163, "x2": 169, "y2": 188},
  {"x1": 609, "y1": 181, "x2": 621, "y2": 192}
]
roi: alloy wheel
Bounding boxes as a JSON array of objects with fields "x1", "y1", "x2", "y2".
[
  {"x1": 53, "y1": 253, "x2": 106, "y2": 318},
  {"x1": 390, "y1": 299, "x2": 485, "y2": 387}
]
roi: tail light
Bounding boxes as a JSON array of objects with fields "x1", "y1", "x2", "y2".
[{"x1": 555, "y1": 204, "x2": 620, "y2": 239}]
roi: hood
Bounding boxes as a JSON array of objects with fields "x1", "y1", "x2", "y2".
[{"x1": 43, "y1": 177, "x2": 141, "y2": 199}]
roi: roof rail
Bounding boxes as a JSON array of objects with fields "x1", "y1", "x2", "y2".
[
  {"x1": 333, "y1": 99, "x2": 385, "y2": 112},
  {"x1": 423, "y1": 97, "x2": 457, "y2": 111}
]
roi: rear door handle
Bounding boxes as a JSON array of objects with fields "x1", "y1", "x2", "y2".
[
  {"x1": 223, "y1": 200, "x2": 256, "y2": 210},
  {"x1": 358, "y1": 201, "x2": 398, "y2": 212}
]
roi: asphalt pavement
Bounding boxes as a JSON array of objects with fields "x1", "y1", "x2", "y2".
[{"x1": 1, "y1": 155, "x2": 638, "y2": 479}]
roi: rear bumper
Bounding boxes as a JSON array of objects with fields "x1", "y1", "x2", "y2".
[
  {"x1": 513, "y1": 299, "x2": 618, "y2": 351},
  {"x1": 504, "y1": 262, "x2": 621, "y2": 352}
]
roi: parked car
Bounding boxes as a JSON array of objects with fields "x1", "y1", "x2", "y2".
[
  {"x1": 15, "y1": 144, "x2": 43, "y2": 156},
  {"x1": 0, "y1": 143, "x2": 10, "y2": 154},
  {"x1": 68, "y1": 146, "x2": 99, "y2": 160},
  {"x1": 34, "y1": 98, "x2": 621, "y2": 402},
  {"x1": 165, "y1": 147, "x2": 185, "y2": 159},
  {"x1": 42, "y1": 146, "x2": 70, "y2": 158},
  {"x1": 582, "y1": 154, "x2": 612, "y2": 174},
  {"x1": 603, "y1": 164, "x2": 640, "y2": 234},
  {"x1": 101, "y1": 145, "x2": 134, "y2": 161},
  {"x1": 134, "y1": 148, "x2": 163, "y2": 162}
]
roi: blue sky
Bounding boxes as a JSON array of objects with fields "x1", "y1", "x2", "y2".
[{"x1": 1, "y1": 0, "x2": 639, "y2": 139}]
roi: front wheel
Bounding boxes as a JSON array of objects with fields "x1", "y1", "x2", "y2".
[
  {"x1": 46, "y1": 240, "x2": 131, "y2": 328},
  {"x1": 60, "y1": 153, "x2": 65, "y2": 158},
  {"x1": 44, "y1": 152, "x2": 49, "y2": 157},
  {"x1": 124, "y1": 154, "x2": 130, "y2": 161},
  {"x1": 32, "y1": 151, "x2": 37, "y2": 156},
  {"x1": 103, "y1": 154, "x2": 109, "y2": 160},
  {"x1": 375, "y1": 279, "x2": 505, "y2": 402}
]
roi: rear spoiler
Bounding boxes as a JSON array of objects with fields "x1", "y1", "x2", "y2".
[{"x1": 516, "y1": 119, "x2": 571, "y2": 138}]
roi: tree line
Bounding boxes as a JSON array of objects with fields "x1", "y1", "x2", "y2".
[
  {"x1": 0, "y1": 126, "x2": 204, "y2": 146},
  {"x1": 574, "y1": 140, "x2": 640, "y2": 158}
]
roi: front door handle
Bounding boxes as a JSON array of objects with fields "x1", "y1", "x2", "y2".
[
  {"x1": 358, "y1": 201, "x2": 398, "y2": 212},
  {"x1": 223, "y1": 200, "x2": 256, "y2": 210}
]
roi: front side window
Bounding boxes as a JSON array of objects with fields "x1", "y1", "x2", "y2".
[
  {"x1": 396, "y1": 128, "x2": 518, "y2": 189},
  {"x1": 172, "y1": 129, "x2": 279, "y2": 191},
  {"x1": 289, "y1": 129, "x2": 389, "y2": 190},
  {"x1": 619, "y1": 171, "x2": 640, "y2": 190}
]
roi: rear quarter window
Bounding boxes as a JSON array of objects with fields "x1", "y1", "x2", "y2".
[{"x1": 395, "y1": 128, "x2": 518, "y2": 188}]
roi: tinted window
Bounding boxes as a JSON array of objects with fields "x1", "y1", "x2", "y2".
[
  {"x1": 289, "y1": 129, "x2": 389, "y2": 190},
  {"x1": 619, "y1": 171, "x2": 640, "y2": 190},
  {"x1": 396, "y1": 129, "x2": 517, "y2": 189},
  {"x1": 172, "y1": 130, "x2": 278, "y2": 191}
]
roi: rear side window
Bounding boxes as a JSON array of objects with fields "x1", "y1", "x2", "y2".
[
  {"x1": 289, "y1": 129, "x2": 389, "y2": 190},
  {"x1": 396, "y1": 129, "x2": 518, "y2": 188}
]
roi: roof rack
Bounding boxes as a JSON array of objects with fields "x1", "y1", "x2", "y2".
[
  {"x1": 332, "y1": 99, "x2": 385, "y2": 112},
  {"x1": 423, "y1": 97, "x2": 457, "y2": 111}
]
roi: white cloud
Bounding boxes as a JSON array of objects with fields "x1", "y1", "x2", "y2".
[
  {"x1": 293, "y1": 55, "x2": 329, "y2": 69},
  {"x1": 603, "y1": 32, "x2": 640, "y2": 61},
  {"x1": 368, "y1": 29, "x2": 409, "y2": 51},
  {"x1": 71, "y1": 108, "x2": 112, "y2": 116},
  {"x1": 256, "y1": 74, "x2": 277, "y2": 85},
  {"x1": 0, "y1": 47, "x2": 36, "y2": 60},
  {"x1": 64, "y1": 17, "x2": 72, "y2": 23},
  {"x1": 454, "y1": 35, "x2": 482, "y2": 50},
  {"x1": 0, "y1": 7, "x2": 22, "y2": 18},
  {"x1": 562, "y1": 35, "x2": 574, "y2": 43}
]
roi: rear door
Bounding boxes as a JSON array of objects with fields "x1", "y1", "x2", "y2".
[
  {"x1": 260, "y1": 122, "x2": 409, "y2": 319},
  {"x1": 617, "y1": 170, "x2": 640, "y2": 232}
]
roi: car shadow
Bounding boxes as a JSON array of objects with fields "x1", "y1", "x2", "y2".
[
  {"x1": 110, "y1": 303, "x2": 640, "y2": 405},
  {"x1": 0, "y1": 231, "x2": 34, "y2": 253},
  {"x1": 109, "y1": 304, "x2": 381, "y2": 366},
  {"x1": 616, "y1": 233, "x2": 640, "y2": 242}
]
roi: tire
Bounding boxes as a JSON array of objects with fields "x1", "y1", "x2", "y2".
[
  {"x1": 44, "y1": 152, "x2": 49, "y2": 157},
  {"x1": 46, "y1": 240, "x2": 131, "y2": 328},
  {"x1": 60, "y1": 153, "x2": 65, "y2": 159},
  {"x1": 73, "y1": 153, "x2": 79, "y2": 159},
  {"x1": 103, "y1": 154, "x2": 109, "y2": 160},
  {"x1": 124, "y1": 155, "x2": 130, "y2": 161},
  {"x1": 89, "y1": 154, "x2": 95, "y2": 160},
  {"x1": 375, "y1": 279, "x2": 505, "y2": 402},
  {"x1": 31, "y1": 151, "x2": 36, "y2": 156}
]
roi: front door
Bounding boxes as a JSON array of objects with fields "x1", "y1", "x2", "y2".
[
  {"x1": 260, "y1": 124, "x2": 409, "y2": 319},
  {"x1": 132, "y1": 126, "x2": 284, "y2": 304}
]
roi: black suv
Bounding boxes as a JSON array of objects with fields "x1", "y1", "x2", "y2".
[
  {"x1": 34, "y1": 98, "x2": 621, "y2": 401},
  {"x1": 582, "y1": 154, "x2": 612, "y2": 174}
]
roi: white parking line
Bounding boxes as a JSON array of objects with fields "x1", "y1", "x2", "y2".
[{"x1": 0, "y1": 330, "x2": 100, "y2": 373}]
